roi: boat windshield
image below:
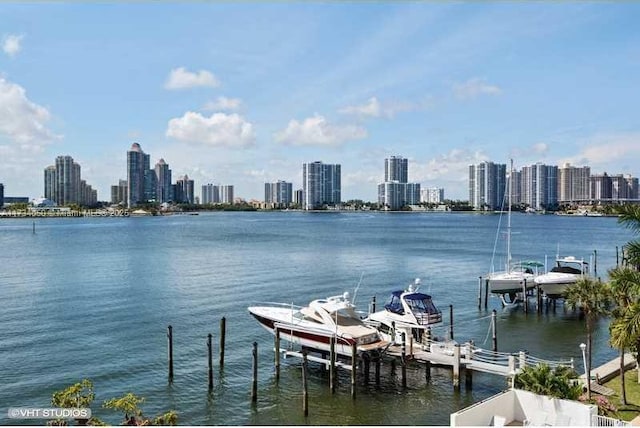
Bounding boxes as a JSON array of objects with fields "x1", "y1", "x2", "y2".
[
  {"x1": 406, "y1": 296, "x2": 439, "y2": 314},
  {"x1": 384, "y1": 293, "x2": 404, "y2": 314}
]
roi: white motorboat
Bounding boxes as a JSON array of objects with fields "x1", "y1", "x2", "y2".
[
  {"x1": 534, "y1": 256, "x2": 590, "y2": 298},
  {"x1": 248, "y1": 292, "x2": 389, "y2": 357},
  {"x1": 364, "y1": 278, "x2": 442, "y2": 344},
  {"x1": 487, "y1": 160, "x2": 543, "y2": 300}
]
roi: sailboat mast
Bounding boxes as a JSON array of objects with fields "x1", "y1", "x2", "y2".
[{"x1": 506, "y1": 159, "x2": 513, "y2": 271}]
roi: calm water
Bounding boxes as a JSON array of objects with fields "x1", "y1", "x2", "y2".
[{"x1": 0, "y1": 212, "x2": 632, "y2": 425}]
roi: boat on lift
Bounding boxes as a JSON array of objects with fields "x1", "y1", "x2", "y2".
[
  {"x1": 534, "y1": 256, "x2": 590, "y2": 298},
  {"x1": 487, "y1": 160, "x2": 543, "y2": 302},
  {"x1": 364, "y1": 278, "x2": 442, "y2": 344},
  {"x1": 248, "y1": 291, "x2": 389, "y2": 357}
]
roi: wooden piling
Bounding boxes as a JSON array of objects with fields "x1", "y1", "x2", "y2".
[
  {"x1": 491, "y1": 310, "x2": 497, "y2": 352},
  {"x1": 594, "y1": 249, "x2": 598, "y2": 277},
  {"x1": 371, "y1": 296, "x2": 376, "y2": 314},
  {"x1": 363, "y1": 352, "x2": 370, "y2": 384},
  {"x1": 484, "y1": 278, "x2": 489, "y2": 309},
  {"x1": 302, "y1": 350, "x2": 309, "y2": 417},
  {"x1": 207, "y1": 333, "x2": 213, "y2": 390},
  {"x1": 453, "y1": 344, "x2": 460, "y2": 389},
  {"x1": 351, "y1": 343, "x2": 357, "y2": 400},
  {"x1": 219, "y1": 317, "x2": 226, "y2": 369},
  {"x1": 375, "y1": 356, "x2": 381, "y2": 385},
  {"x1": 401, "y1": 332, "x2": 407, "y2": 388},
  {"x1": 449, "y1": 305, "x2": 454, "y2": 340},
  {"x1": 522, "y1": 280, "x2": 528, "y2": 314},
  {"x1": 478, "y1": 276, "x2": 483, "y2": 309},
  {"x1": 251, "y1": 342, "x2": 258, "y2": 403},
  {"x1": 536, "y1": 284, "x2": 541, "y2": 314},
  {"x1": 167, "y1": 325, "x2": 174, "y2": 381},
  {"x1": 465, "y1": 368, "x2": 473, "y2": 390},
  {"x1": 425, "y1": 326, "x2": 432, "y2": 351},
  {"x1": 330, "y1": 335, "x2": 336, "y2": 393},
  {"x1": 616, "y1": 246, "x2": 619, "y2": 267},
  {"x1": 274, "y1": 328, "x2": 280, "y2": 382}
]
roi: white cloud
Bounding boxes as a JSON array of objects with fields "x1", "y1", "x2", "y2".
[
  {"x1": 340, "y1": 97, "x2": 383, "y2": 118},
  {"x1": 0, "y1": 77, "x2": 59, "y2": 145},
  {"x1": 532, "y1": 142, "x2": 549, "y2": 155},
  {"x1": 166, "y1": 111, "x2": 255, "y2": 147},
  {"x1": 339, "y1": 96, "x2": 418, "y2": 119},
  {"x1": 164, "y1": 67, "x2": 220, "y2": 90},
  {"x1": 415, "y1": 149, "x2": 487, "y2": 180},
  {"x1": 202, "y1": 96, "x2": 242, "y2": 112},
  {"x1": 453, "y1": 78, "x2": 502, "y2": 100},
  {"x1": 2, "y1": 34, "x2": 23, "y2": 57},
  {"x1": 274, "y1": 114, "x2": 367, "y2": 146},
  {"x1": 562, "y1": 133, "x2": 640, "y2": 173}
]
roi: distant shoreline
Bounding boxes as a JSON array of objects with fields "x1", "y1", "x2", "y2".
[{"x1": 0, "y1": 208, "x2": 621, "y2": 219}]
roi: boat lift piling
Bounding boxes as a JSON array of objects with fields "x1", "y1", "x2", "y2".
[
  {"x1": 536, "y1": 284, "x2": 542, "y2": 314},
  {"x1": 477, "y1": 276, "x2": 482, "y2": 309},
  {"x1": 351, "y1": 343, "x2": 357, "y2": 400},
  {"x1": 302, "y1": 350, "x2": 309, "y2": 417},
  {"x1": 522, "y1": 279, "x2": 528, "y2": 314},
  {"x1": 484, "y1": 278, "x2": 489, "y2": 309},
  {"x1": 167, "y1": 325, "x2": 174, "y2": 382},
  {"x1": 274, "y1": 328, "x2": 280, "y2": 382},
  {"x1": 401, "y1": 332, "x2": 407, "y2": 388},
  {"x1": 491, "y1": 310, "x2": 498, "y2": 352},
  {"x1": 251, "y1": 342, "x2": 258, "y2": 404},
  {"x1": 449, "y1": 305, "x2": 454, "y2": 340},
  {"x1": 219, "y1": 317, "x2": 226, "y2": 369},
  {"x1": 207, "y1": 333, "x2": 214, "y2": 391},
  {"x1": 329, "y1": 336, "x2": 336, "y2": 393}
]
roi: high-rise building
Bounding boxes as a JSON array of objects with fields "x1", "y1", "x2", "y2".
[
  {"x1": 43, "y1": 155, "x2": 96, "y2": 206},
  {"x1": 421, "y1": 187, "x2": 445, "y2": 204},
  {"x1": 265, "y1": 181, "x2": 293, "y2": 207},
  {"x1": 468, "y1": 161, "x2": 506, "y2": 211},
  {"x1": 558, "y1": 163, "x2": 590, "y2": 204},
  {"x1": 302, "y1": 161, "x2": 341, "y2": 210},
  {"x1": 220, "y1": 185, "x2": 234, "y2": 204},
  {"x1": 201, "y1": 184, "x2": 220, "y2": 204},
  {"x1": 155, "y1": 159, "x2": 172, "y2": 203},
  {"x1": 111, "y1": 179, "x2": 128, "y2": 205},
  {"x1": 520, "y1": 163, "x2": 558, "y2": 210},
  {"x1": 0, "y1": 183, "x2": 4, "y2": 208},
  {"x1": 385, "y1": 156, "x2": 408, "y2": 183},
  {"x1": 377, "y1": 156, "x2": 421, "y2": 210},
  {"x1": 55, "y1": 155, "x2": 81, "y2": 205},
  {"x1": 294, "y1": 189, "x2": 304, "y2": 206},
  {"x1": 44, "y1": 165, "x2": 56, "y2": 202},
  {"x1": 175, "y1": 175, "x2": 195, "y2": 204},
  {"x1": 591, "y1": 173, "x2": 640, "y2": 203},
  {"x1": 127, "y1": 143, "x2": 149, "y2": 208}
]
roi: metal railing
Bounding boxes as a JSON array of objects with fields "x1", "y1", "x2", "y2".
[{"x1": 592, "y1": 414, "x2": 630, "y2": 427}]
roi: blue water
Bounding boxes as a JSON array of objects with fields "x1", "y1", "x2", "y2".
[{"x1": 0, "y1": 212, "x2": 631, "y2": 425}]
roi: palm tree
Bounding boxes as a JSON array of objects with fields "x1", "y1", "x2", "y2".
[
  {"x1": 514, "y1": 363, "x2": 582, "y2": 400},
  {"x1": 608, "y1": 267, "x2": 640, "y2": 404},
  {"x1": 565, "y1": 277, "x2": 611, "y2": 400},
  {"x1": 616, "y1": 204, "x2": 640, "y2": 269}
]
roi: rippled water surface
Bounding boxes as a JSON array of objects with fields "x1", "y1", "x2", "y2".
[{"x1": 0, "y1": 212, "x2": 631, "y2": 425}]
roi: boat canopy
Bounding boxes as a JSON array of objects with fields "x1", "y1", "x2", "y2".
[{"x1": 384, "y1": 291, "x2": 439, "y2": 316}]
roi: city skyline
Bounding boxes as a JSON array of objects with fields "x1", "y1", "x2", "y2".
[{"x1": 1, "y1": 3, "x2": 639, "y2": 201}]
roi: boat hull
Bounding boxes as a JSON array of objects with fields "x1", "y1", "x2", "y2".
[
  {"x1": 535, "y1": 273, "x2": 580, "y2": 298},
  {"x1": 487, "y1": 272, "x2": 537, "y2": 294},
  {"x1": 248, "y1": 306, "x2": 386, "y2": 356}
]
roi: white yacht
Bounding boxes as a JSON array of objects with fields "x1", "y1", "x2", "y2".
[
  {"x1": 364, "y1": 278, "x2": 442, "y2": 344},
  {"x1": 248, "y1": 292, "x2": 389, "y2": 357},
  {"x1": 534, "y1": 256, "x2": 590, "y2": 298}
]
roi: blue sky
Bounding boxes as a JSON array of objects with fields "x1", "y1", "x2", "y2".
[{"x1": 1, "y1": 2, "x2": 639, "y2": 202}]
